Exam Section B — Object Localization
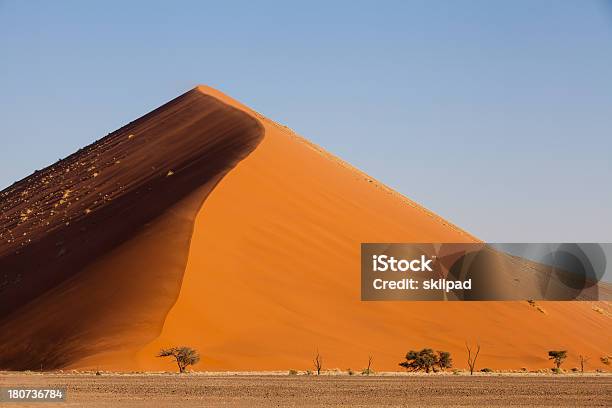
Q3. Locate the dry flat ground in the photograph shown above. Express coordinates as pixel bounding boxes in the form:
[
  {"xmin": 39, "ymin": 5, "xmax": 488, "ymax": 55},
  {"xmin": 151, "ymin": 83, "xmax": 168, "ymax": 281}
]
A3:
[{"xmin": 0, "ymin": 373, "xmax": 610, "ymax": 407}]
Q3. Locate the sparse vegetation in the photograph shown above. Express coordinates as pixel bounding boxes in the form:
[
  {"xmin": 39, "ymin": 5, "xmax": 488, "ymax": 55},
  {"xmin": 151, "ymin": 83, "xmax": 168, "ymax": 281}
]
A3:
[
  {"xmin": 579, "ymin": 355, "xmax": 589, "ymax": 373},
  {"xmin": 547, "ymin": 350, "xmax": 567, "ymax": 369},
  {"xmin": 437, "ymin": 351, "xmax": 452, "ymax": 370},
  {"xmin": 600, "ymin": 356, "xmax": 610, "ymax": 366},
  {"xmin": 313, "ymin": 350, "xmax": 323, "ymax": 375},
  {"xmin": 157, "ymin": 346, "xmax": 200, "ymax": 373},
  {"xmin": 551, "ymin": 367, "xmax": 562, "ymax": 374},
  {"xmin": 527, "ymin": 300, "xmax": 545, "ymax": 313},
  {"xmin": 347, "ymin": 368, "xmax": 354, "ymax": 376},
  {"xmin": 465, "ymin": 342, "xmax": 481, "ymax": 375},
  {"xmin": 399, "ymin": 349, "xmax": 452, "ymax": 373},
  {"xmin": 480, "ymin": 368, "xmax": 493, "ymax": 373},
  {"xmin": 362, "ymin": 355, "xmax": 374, "ymax": 376}
]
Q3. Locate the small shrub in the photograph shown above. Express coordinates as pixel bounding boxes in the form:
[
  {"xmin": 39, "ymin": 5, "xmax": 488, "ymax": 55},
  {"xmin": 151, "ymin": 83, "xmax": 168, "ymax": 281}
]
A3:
[
  {"xmin": 520, "ymin": 367, "xmax": 528, "ymax": 372},
  {"xmin": 571, "ymin": 367, "xmax": 579, "ymax": 372},
  {"xmin": 452, "ymin": 369, "xmax": 460, "ymax": 375},
  {"xmin": 480, "ymin": 368, "xmax": 493, "ymax": 373},
  {"xmin": 306, "ymin": 370, "xmax": 313, "ymax": 375},
  {"xmin": 361, "ymin": 368, "xmax": 374, "ymax": 376},
  {"xmin": 347, "ymin": 368, "xmax": 354, "ymax": 376},
  {"xmin": 601, "ymin": 356, "xmax": 610, "ymax": 366},
  {"xmin": 551, "ymin": 367, "xmax": 562, "ymax": 374},
  {"xmin": 288, "ymin": 369, "xmax": 298, "ymax": 375}
]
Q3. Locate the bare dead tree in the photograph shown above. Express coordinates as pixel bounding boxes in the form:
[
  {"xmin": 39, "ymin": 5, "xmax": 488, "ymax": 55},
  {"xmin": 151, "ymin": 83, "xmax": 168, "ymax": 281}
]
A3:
[
  {"xmin": 365, "ymin": 355, "xmax": 373, "ymax": 376},
  {"xmin": 466, "ymin": 342, "xmax": 481, "ymax": 375},
  {"xmin": 579, "ymin": 355, "xmax": 590, "ymax": 374},
  {"xmin": 313, "ymin": 350, "xmax": 323, "ymax": 375}
]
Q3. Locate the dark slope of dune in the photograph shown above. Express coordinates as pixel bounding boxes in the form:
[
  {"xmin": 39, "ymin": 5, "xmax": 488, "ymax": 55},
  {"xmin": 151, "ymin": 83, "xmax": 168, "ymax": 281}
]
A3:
[{"xmin": 0, "ymin": 89, "xmax": 263, "ymax": 369}]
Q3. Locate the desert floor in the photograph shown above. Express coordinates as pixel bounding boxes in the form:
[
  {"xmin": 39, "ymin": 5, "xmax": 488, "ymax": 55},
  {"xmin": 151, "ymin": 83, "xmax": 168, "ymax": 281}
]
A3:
[{"xmin": 0, "ymin": 372, "xmax": 610, "ymax": 407}]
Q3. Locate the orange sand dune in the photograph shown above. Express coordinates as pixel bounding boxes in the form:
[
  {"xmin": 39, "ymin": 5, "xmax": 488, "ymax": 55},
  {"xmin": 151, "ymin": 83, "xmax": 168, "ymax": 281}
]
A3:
[{"xmin": 1, "ymin": 86, "xmax": 610, "ymax": 372}]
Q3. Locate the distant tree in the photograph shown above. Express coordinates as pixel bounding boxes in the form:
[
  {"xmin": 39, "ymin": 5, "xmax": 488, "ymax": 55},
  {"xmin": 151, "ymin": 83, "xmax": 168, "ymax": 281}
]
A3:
[
  {"xmin": 437, "ymin": 351, "xmax": 453, "ymax": 370},
  {"xmin": 578, "ymin": 355, "xmax": 589, "ymax": 374},
  {"xmin": 157, "ymin": 346, "xmax": 200, "ymax": 373},
  {"xmin": 548, "ymin": 350, "xmax": 567, "ymax": 369},
  {"xmin": 362, "ymin": 355, "xmax": 374, "ymax": 376},
  {"xmin": 465, "ymin": 342, "xmax": 481, "ymax": 376},
  {"xmin": 313, "ymin": 350, "xmax": 323, "ymax": 375},
  {"xmin": 399, "ymin": 349, "xmax": 438, "ymax": 373}
]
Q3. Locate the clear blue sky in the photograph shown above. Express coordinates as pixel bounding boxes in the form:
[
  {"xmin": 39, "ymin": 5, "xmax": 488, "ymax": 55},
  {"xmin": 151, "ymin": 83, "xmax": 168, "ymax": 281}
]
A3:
[{"xmin": 1, "ymin": 0, "xmax": 611, "ymax": 242}]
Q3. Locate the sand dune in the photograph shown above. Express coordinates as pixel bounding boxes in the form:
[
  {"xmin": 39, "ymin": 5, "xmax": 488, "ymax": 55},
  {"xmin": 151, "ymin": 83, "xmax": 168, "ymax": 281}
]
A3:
[{"xmin": 0, "ymin": 86, "xmax": 610, "ymax": 372}]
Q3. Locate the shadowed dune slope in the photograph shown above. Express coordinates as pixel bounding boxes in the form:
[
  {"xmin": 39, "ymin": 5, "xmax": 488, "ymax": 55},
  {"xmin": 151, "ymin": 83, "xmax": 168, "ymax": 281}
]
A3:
[
  {"xmin": 0, "ymin": 89, "xmax": 263, "ymax": 369},
  {"xmin": 1, "ymin": 86, "xmax": 610, "ymax": 372}
]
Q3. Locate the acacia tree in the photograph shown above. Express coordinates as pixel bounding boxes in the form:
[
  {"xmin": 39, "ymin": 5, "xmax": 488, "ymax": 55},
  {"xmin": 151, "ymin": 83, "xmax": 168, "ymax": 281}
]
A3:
[
  {"xmin": 548, "ymin": 350, "xmax": 567, "ymax": 369},
  {"xmin": 313, "ymin": 350, "xmax": 323, "ymax": 375},
  {"xmin": 465, "ymin": 342, "xmax": 480, "ymax": 375},
  {"xmin": 157, "ymin": 346, "xmax": 200, "ymax": 373},
  {"xmin": 399, "ymin": 349, "xmax": 452, "ymax": 373},
  {"xmin": 436, "ymin": 351, "xmax": 452, "ymax": 370}
]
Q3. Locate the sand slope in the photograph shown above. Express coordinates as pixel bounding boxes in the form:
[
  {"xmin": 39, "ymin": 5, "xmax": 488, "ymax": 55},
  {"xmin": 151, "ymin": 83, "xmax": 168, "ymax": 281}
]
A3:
[
  {"xmin": 137, "ymin": 87, "xmax": 611, "ymax": 372},
  {"xmin": 1, "ymin": 86, "xmax": 610, "ymax": 372}
]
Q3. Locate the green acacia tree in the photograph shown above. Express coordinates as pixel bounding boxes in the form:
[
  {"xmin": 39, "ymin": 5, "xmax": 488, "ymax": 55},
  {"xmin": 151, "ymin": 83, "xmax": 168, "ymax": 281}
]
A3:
[
  {"xmin": 157, "ymin": 346, "xmax": 200, "ymax": 373},
  {"xmin": 399, "ymin": 349, "xmax": 452, "ymax": 373},
  {"xmin": 548, "ymin": 350, "xmax": 567, "ymax": 369},
  {"xmin": 437, "ymin": 351, "xmax": 452, "ymax": 370}
]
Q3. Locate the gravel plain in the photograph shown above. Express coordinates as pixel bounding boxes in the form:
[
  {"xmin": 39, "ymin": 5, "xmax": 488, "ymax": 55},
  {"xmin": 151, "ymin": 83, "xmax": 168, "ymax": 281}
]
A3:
[{"xmin": 0, "ymin": 372, "xmax": 610, "ymax": 407}]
